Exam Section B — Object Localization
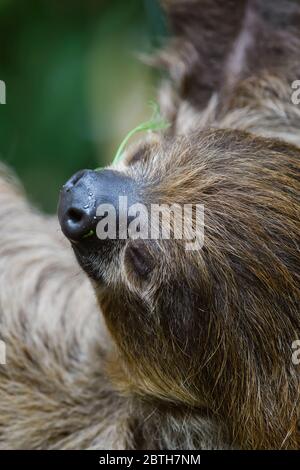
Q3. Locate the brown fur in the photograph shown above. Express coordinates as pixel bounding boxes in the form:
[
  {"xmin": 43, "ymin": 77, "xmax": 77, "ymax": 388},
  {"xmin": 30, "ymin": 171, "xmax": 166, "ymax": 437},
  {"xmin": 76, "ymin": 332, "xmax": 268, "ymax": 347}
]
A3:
[{"xmin": 0, "ymin": 0, "xmax": 300, "ymax": 449}]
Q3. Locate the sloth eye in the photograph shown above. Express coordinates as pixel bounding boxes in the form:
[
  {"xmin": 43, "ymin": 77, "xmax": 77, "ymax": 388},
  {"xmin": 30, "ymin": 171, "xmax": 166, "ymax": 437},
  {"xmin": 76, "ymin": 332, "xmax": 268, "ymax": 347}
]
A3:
[
  {"xmin": 126, "ymin": 148, "xmax": 146, "ymax": 165},
  {"xmin": 124, "ymin": 240, "xmax": 154, "ymax": 281},
  {"xmin": 125, "ymin": 144, "xmax": 152, "ymax": 166}
]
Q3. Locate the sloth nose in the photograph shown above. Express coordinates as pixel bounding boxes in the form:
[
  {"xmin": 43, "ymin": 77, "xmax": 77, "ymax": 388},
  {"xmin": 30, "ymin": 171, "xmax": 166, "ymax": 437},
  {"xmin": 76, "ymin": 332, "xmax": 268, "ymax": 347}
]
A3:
[{"xmin": 58, "ymin": 169, "xmax": 137, "ymax": 242}]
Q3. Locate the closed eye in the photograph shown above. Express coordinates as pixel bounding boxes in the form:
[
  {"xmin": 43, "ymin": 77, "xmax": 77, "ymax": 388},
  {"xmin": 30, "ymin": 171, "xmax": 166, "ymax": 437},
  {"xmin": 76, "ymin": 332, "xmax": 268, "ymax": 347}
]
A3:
[
  {"xmin": 125, "ymin": 144, "xmax": 151, "ymax": 166},
  {"xmin": 124, "ymin": 240, "xmax": 155, "ymax": 285}
]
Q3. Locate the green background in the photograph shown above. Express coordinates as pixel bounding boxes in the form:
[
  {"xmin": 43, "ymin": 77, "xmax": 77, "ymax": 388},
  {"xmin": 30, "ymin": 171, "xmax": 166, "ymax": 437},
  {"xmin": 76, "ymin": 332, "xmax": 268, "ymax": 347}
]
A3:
[{"xmin": 0, "ymin": 0, "xmax": 166, "ymax": 212}]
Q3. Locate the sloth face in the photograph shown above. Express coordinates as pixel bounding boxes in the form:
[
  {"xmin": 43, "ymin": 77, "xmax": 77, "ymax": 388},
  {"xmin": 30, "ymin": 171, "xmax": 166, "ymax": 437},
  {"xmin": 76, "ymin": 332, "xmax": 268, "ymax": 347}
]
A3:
[{"xmin": 58, "ymin": 129, "xmax": 300, "ymax": 407}]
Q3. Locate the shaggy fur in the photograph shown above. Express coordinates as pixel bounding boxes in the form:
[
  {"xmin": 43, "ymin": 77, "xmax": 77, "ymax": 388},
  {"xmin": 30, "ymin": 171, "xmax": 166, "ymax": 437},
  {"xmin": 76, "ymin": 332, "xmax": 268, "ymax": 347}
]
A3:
[{"xmin": 0, "ymin": 0, "xmax": 300, "ymax": 449}]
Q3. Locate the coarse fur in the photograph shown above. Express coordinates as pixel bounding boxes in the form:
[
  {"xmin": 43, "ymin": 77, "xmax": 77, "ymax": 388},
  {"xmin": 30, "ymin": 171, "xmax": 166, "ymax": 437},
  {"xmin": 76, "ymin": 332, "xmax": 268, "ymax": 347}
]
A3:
[{"xmin": 0, "ymin": 0, "xmax": 300, "ymax": 449}]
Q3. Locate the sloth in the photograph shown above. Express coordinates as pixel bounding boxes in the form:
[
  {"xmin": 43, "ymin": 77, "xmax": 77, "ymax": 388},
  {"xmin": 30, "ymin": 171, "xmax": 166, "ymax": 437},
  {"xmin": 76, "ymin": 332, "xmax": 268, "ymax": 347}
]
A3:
[{"xmin": 0, "ymin": 0, "xmax": 300, "ymax": 450}]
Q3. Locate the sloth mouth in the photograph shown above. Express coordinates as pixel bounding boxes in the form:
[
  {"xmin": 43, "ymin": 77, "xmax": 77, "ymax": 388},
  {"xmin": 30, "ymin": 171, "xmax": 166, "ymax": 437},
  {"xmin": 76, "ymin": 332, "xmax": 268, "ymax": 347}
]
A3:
[
  {"xmin": 71, "ymin": 242, "xmax": 103, "ymax": 282},
  {"xmin": 71, "ymin": 238, "xmax": 123, "ymax": 284}
]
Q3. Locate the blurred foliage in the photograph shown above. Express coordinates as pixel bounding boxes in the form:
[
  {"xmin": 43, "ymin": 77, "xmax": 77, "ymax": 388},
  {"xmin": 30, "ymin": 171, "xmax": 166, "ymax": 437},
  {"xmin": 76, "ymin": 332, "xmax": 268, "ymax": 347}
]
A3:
[{"xmin": 0, "ymin": 0, "xmax": 166, "ymax": 212}]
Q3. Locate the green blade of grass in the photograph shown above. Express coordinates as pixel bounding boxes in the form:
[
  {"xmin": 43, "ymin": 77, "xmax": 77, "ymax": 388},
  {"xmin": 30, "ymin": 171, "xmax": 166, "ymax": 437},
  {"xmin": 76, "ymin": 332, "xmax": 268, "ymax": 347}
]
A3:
[
  {"xmin": 95, "ymin": 102, "xmax": 170, "ymax": 171},
  {"xmin": 112, "ymin": 101, "xmax": 170, "ymax": 165}
]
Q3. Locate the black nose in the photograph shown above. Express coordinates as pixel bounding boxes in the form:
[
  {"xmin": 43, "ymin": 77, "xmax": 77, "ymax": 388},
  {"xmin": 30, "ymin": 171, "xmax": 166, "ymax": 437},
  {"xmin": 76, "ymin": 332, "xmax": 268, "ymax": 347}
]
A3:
[{"xmin": 58, "ymin": 169, "xmax": 137, "ymax": 242}]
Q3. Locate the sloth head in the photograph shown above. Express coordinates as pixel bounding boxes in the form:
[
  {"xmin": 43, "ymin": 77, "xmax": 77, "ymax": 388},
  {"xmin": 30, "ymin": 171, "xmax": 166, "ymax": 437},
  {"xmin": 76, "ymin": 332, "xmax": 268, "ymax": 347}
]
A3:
[{"xmin": 58, "ymin": 128, "xmax": 300, "ymax": 445}]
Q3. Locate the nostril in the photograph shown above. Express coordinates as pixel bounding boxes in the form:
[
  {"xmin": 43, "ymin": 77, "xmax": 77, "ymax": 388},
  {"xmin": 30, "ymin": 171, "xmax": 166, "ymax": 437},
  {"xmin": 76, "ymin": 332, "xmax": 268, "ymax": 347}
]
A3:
[
  {"xmin": 61, "ymin": 206, "xmax": 93, "ymax": 241},
  {"xmin": 67, "ymin": 207, "xmax": 85, "ymax": 224}
]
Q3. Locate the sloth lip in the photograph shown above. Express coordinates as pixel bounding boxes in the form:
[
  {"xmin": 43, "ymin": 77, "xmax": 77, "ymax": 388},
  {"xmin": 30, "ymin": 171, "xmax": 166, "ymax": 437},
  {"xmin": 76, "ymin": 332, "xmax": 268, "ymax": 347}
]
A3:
[
  {"xmin": 70, "ymin": 239, "xmax": 122, "ymax": 284},
  {"xmin": 71, "ymin": 240, "xmax": 86, "ymax": 254},
  {"xmin": 71, "ymin": 243, "xmax": 103, "ymax": 282}
]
